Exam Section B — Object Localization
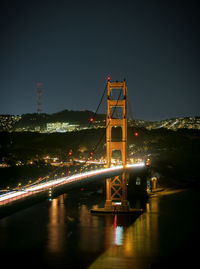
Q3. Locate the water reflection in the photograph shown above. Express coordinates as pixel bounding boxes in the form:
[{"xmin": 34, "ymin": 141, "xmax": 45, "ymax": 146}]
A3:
[
  {"xmin": 46, "ymin": 192, "xmax": 160, "ymax": 268},
  {"xmin": 89, "ymin": 196, "xmax": 159, "ymax": 268},
  {"xmin": 79, "ymin": 204, "xmax": 102, "ymax": 253},
  {"xmin": 0, "ymin": 188, "xmax": 198, "ymax": 268},
  {"xmin": 123, "ymin": 197, "xmax": 159, "ymax": 258},
  {"xmin": 47, "ymin": 195, "xmax": 66, "ymax": 254},
  {"xmin": 113, "ymin": 215, "xmax": 123, "ymax": 246}
]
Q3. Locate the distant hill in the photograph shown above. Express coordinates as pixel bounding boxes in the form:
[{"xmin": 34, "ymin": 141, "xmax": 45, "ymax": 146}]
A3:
[
  {"xmin": 50, "ymin": 109, "xmax": 105, "ymax": 124},
  {"xmin": 0, "ymin": 110, "xmax": 105, "ymax": 131},
  {"xmin": 0, "ymin": 110, "xmax": 106, "ymax": 132},
  {"xmin": 0, "ymin": 110, "xmax": 199, "ymax": 132}
]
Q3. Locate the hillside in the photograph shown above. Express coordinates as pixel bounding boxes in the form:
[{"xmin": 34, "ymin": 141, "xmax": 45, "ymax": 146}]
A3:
[
  {"xmin": 17, "ymin": 110, "xmax": 105, "ymax": 127},
  {"xmin": 0, "ymin": 110, "xmax": 199, "ymax": 132},
  {"xmin": 0, "ymin": 127, "xmax": 200, "ymax": 189},
  {"xmin": 0, "ymin": 110, "xmax": 105, "ymax": 132}
]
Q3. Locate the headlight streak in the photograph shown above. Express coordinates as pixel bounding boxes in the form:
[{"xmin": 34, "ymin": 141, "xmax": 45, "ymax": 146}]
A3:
[{"xmin": 0, "ymin": 162, "xmax": 145, "ymax": 204}]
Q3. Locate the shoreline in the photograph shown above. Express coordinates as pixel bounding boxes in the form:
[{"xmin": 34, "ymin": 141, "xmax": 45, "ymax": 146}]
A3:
[{"xmin": 149, "ymin": 187, "xmax": 188, "ymax": 197}]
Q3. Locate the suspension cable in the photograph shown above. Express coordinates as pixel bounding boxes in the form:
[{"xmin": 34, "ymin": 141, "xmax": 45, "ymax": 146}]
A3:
[
  {"xmin": 126, "ymin": 87, "xmax": 134, "ymax": 123},
  {"xmin": 90, "ymin": 87, "xmax": 123, "ymax": 156},
  {"xmin": 0, "ymin": 83, "xmax": 108, "ymax": 193},
  {"xmin": 1, "ymin": 82, "xmax": 124, "ymax": 193}
]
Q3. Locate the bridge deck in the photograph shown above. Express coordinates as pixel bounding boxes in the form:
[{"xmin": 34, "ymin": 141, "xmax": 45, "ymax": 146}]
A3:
[{"xmin": 0, "ymin": 163, "xmax": 145, "ymax": 206}]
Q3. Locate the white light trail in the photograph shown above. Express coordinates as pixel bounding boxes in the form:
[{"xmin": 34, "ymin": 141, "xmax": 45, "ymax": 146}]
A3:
[{"xmin": 0, "ymin": 162, "xmax": 145, "ymax": 204}]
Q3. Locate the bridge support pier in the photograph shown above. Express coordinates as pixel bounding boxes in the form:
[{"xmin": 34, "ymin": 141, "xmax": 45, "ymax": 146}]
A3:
[{"xmin": 104, "ymin": 172, "xmax": 129, "ymax": 211}]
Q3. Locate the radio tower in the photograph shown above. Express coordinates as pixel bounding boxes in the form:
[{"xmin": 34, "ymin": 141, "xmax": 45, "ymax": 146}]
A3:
[{"xmin": 36, "ymin": 82, "xmax": 43, "ymax": 114}]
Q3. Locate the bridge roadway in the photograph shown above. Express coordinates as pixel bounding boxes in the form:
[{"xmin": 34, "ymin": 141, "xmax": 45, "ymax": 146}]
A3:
[{"xmin": 0, "ymin": 163, "xmax": 145, "ymax": 206}]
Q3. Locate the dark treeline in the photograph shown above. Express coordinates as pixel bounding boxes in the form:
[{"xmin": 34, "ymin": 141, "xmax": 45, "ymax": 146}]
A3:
[
  {"xmin": 0, "ymin": 128, "xmax": 106, "ymax": 161},
  {"xmin": 1, "ymin": 127, "xmax": 200, "ymax": 163}
]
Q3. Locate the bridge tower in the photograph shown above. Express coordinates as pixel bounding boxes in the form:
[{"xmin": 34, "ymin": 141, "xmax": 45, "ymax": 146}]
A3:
[{"xmin": 105, "ymin": 79, "xmax": 129, "ymax": 211}]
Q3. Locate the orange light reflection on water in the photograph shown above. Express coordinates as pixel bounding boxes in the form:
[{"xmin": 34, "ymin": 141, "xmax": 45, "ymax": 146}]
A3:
[
  {"xmin": 89, "ymin": 197, "xmax": 159, "ymax": 269},
  {"xmin": 47, "ymin": 195, "xmax": 66, "ymax": 254}
]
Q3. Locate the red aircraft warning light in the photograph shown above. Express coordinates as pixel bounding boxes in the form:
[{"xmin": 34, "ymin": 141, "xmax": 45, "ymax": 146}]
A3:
[
  {"xmin": 89, "ymin": 117, "xmax": 94, "ymax": 123},
  {"xmin": 107, "ymin": 75, "xmax": 111, "ymax": 81}
]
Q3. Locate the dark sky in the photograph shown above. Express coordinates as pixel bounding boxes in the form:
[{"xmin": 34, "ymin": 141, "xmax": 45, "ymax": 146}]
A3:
[{"xmin": 0, "ymin": 0, "xmax": 199, "ymax": 120}]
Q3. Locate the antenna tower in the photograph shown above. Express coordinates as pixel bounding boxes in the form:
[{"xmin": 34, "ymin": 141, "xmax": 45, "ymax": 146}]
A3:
[{"xmin": 36, "ymin": 82, "xmax": 43, "ymax": 114}]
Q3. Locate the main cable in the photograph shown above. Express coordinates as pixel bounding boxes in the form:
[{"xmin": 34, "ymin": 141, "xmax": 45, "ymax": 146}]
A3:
[
  {"xmin": 1, "ymin": 82, "xmax": 123, "ymax": 194},
  {"xmin": 0, "ymin": 82, "xmax": 108, "ymax": 193}
]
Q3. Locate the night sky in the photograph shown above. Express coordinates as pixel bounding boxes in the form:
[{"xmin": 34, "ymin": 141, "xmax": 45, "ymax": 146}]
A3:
[{"xmin": 0, "ymin": 0, "xmax": 199, "ymax": 120}]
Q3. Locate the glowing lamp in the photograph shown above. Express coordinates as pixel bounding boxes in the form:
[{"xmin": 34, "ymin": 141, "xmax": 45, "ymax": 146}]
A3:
[
  {"xmin": 134, "ymin": 132, "xmax": 139, "ymax": 137},
  {"xmin": 107, "ymin": 75, "xmax": 111, "ymax": 81},
  {"xmin": 89, "ymin": 117, "xmax": 94, "ymax": 123}
]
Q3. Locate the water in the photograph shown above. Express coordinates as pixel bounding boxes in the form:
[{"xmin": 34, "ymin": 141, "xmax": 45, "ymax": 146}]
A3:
[{"xmin": 0, "ymin": 188, "xmax": 200, "ymax": 269}]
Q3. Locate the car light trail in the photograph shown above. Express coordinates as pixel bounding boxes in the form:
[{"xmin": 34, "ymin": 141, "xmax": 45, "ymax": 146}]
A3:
[{"xmin": 0, "ymin": 162, "xmax": 145, "ymax": 204}]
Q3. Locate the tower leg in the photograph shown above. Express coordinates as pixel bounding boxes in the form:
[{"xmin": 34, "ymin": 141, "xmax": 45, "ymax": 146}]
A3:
[
  {"xmin": 105, "ymin": 178, "xmax": 113, "ymax": 210},
  {"xmin": 121, "ymin": 172, "xmax": 129, "ymax": 211}
]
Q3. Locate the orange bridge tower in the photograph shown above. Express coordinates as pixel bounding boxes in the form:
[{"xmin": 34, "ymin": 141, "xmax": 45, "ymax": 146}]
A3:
[{"xmin": 104, "ymin": 79, "xmax": 129, "ymax": 211}]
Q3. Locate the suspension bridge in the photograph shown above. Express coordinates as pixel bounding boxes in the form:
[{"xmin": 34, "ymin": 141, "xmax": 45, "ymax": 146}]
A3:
[{"xmin": 0, "ymin": 78, "xmax": 148, "ymax": 212}]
